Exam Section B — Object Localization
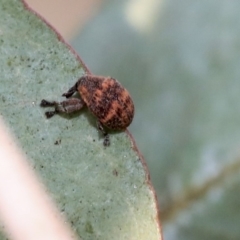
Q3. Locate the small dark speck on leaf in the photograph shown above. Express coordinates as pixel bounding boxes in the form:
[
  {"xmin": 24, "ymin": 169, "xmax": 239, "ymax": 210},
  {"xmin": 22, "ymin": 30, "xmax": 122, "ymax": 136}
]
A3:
[
  {"xmin": 113, "ymin": 169, "xmax": 118, "ymax": 176},
  {"xmin": 54, "ymin": 139, "xmax": 61, "ymax": 145}
]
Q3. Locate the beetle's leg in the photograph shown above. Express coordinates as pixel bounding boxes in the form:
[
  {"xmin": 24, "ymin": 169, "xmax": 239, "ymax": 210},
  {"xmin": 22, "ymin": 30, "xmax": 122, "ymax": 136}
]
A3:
[
  {"xmin": 62, "ymin": 85, "xmax": 77, "ymax": 98},
  {"xmin": 40, "ymin": 98, "xmax": 85, "ymax": 118},
  {"xmin": 97, "ymin": 120, "xmax": 110, "ymax": 147},
  {"xmin": 62, "ymin": 79, "xmax": 81, "ymax": 98},
  {"xmin": 40, "ymin": 99, "xmax": 56, "ymax": 107},
  {"xmin": 40, "ymin": 99, "xmax": 57, "ymax": 118}
]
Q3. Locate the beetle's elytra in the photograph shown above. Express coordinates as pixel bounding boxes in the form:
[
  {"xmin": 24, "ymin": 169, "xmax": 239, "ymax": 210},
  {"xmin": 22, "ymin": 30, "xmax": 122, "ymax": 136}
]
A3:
[{"xmin": 40, "ymin": 74, "xmax": 134, "ymax": 146}]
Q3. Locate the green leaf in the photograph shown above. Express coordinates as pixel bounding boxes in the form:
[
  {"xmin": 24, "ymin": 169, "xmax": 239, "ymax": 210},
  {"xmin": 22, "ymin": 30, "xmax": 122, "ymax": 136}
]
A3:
[
  {"xmin": 0, "ymin": 0, "xmax": 161, "ymax": 239},
  {"xmin": 71, "ymin": 0, "xmax": 240, "ymax": 239}
]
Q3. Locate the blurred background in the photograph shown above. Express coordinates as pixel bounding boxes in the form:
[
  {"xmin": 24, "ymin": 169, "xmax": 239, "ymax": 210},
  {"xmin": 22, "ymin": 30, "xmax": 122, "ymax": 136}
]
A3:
[{"xmin": 25, "ymin": 0, "xmax": 240, "ymax": 239}]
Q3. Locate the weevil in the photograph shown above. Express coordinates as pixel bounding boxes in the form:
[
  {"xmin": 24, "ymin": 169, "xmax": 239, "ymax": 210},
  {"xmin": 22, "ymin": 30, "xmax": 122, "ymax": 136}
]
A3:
[{"xmin": 40, "ymin": 74, "xmax": 134, "ymax": 146}]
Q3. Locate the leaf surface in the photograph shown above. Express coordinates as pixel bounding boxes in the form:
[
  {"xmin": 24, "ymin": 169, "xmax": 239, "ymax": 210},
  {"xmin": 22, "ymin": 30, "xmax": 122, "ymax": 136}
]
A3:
[{"xmin": 0, "ymin": 0, "xmax": 161, "ymax": 239}]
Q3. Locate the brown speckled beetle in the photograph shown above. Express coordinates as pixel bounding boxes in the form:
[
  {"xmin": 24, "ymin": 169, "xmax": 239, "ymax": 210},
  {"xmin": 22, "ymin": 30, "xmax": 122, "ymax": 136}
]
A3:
[{"xmin": 40, "ymin": 74, "xmax": 134, "ymax": 146}]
